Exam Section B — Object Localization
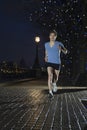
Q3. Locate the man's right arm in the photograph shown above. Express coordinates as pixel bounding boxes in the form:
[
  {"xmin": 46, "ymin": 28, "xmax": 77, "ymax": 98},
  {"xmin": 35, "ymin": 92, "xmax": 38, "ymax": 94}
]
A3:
[
  {"xmin": 44, "ymin": 44, "xmax": 48, "ymax": 62},
  {"xmin": 45, "ymin": 50, "xmax": 48, "ymax": 62}
]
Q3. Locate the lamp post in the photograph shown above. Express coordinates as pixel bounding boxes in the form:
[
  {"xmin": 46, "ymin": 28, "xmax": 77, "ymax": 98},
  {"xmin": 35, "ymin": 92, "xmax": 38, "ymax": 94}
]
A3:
[
  {"xmin": 33, "ymin": 36, "xmax": 41, "ymax": 77},
  {"xmin": 35, "ymin": 37, "xmax": 40, "ymax": 67}
]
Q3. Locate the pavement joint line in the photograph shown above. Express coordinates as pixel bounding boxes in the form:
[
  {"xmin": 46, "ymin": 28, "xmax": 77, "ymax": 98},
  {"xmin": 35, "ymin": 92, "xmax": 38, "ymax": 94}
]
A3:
[
  {"xmin": 65, "ymin": 93, "xmax": 72, "ymax": 130},
  {"xmin": 69, "ymin": 94, "xmax": 82, "ymax": 130}
]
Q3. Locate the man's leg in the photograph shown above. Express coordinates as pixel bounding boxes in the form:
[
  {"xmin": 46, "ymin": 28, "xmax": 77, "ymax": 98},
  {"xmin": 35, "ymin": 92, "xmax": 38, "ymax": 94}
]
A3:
[
  {"xmin": 47, "ymin": 67, "xmax": 54, "ymax": 96},
  {"xmin": 52, "ymin": 69, "xmax": 60, "ymax": 92},
  {"xmin": 54, "ymin": 69, "xmax": 60, "ymax": 83}
]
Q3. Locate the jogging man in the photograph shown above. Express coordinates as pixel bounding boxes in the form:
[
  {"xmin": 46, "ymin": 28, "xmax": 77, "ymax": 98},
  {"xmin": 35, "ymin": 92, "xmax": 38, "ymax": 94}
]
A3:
[{"xmin": 45, "ymin": 30, "xmax": 68, "ymax": 98}]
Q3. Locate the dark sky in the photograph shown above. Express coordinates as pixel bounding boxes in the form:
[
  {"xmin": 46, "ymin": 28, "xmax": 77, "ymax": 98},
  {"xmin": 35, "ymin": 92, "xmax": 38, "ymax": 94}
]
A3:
[{"xmin": 0, "ymin": 0, "xmax": 45, "ymax": 67}]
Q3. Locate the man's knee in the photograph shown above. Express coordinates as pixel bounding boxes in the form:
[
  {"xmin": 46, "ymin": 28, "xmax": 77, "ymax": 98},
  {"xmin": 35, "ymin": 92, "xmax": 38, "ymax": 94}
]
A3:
[
  {"xmin": 48, "ymin": 73, "xmax": 53, "ymax": 80},
  {"xmin": 54, "ymin": 71, "xmax": 60, "ymax": 81},
  {"xmin": 55, "ymin": 70, "xmax": 60, "ymax": 76}
]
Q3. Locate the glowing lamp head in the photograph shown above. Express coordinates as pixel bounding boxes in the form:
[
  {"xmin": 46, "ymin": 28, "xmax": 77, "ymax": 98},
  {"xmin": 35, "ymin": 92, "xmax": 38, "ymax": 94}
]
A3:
[{"xmin": 35, "ymin": 36, "xmax": 40, "ymax": 43}]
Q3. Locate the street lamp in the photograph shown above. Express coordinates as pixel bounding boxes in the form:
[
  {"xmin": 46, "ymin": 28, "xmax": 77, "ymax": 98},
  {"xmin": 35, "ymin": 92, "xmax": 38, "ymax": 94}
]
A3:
[
  {"xmin": 35, "ymin": 36, "xmax": 40, "ymax": 43},
  {"xmin": 33, "ymin": 36, "xmax": 41, "ymax": 77},
  {"xmin": 33, "ymin": 36, "xmax": 40, "ymax": 69}
]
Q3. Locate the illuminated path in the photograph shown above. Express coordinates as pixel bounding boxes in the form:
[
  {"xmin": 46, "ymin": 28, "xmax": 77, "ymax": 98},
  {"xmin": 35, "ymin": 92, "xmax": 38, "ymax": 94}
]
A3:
[{"xmin": 0, "ymin": 79, "xmax": 87, "ymax": 130}]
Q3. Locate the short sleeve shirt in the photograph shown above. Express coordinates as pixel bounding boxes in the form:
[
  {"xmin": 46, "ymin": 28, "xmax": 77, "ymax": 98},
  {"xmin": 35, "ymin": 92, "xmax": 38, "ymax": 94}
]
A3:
[{"xmin": 45, "ymin": 41, "xmax": 64, "ymax": 64}]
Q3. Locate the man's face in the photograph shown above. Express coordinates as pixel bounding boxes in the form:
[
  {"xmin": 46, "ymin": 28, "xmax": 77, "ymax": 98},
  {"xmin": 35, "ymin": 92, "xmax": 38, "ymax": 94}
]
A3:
[{"xmin": 49, "ymin": 33, "xmax": 57, "ymax": 41}]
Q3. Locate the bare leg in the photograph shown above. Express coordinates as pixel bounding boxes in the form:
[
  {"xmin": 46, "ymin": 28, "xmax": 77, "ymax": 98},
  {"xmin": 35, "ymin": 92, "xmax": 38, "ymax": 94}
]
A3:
[
  {"xmin": 47, "ymin": 67, "xmax": 53, "ymax": 92},
  {"xmin": 54, "ymin": 69, "xmax": 60, "ymax": 84}
]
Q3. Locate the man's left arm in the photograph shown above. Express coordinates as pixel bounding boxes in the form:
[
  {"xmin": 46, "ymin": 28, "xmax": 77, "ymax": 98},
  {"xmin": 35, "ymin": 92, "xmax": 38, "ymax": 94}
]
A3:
[
  {"xmin": 61, "ymin": 46, "xmax": 68, "ymax": 54},
  {"xmin": 59, "ymin": 42, "xmax": 68, "ymax": 54}
]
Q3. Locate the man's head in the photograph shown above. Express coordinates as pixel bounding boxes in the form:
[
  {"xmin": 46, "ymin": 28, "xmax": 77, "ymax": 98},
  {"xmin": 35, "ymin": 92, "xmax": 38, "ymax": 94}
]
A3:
[{"xmin": 49, "ymin": 30, "xmax": 57, "ymax": 41}]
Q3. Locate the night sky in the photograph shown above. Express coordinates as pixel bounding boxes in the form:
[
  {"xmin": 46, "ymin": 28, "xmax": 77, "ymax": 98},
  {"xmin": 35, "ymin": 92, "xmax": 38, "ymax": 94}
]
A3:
[
  {"xmin": 0, "ymin": 0, "xmax": 87, "ymax": 71},
  {"xmin": 0, "ymin": 0, "xmax": 45, "ymax": 67}
]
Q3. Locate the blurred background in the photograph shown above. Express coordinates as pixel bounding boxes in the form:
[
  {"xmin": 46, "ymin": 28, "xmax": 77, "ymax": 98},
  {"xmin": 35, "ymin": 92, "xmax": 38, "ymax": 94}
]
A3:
[{"xmin": 0, "ymin": 0, "xmax": 87, "ymax": 86}]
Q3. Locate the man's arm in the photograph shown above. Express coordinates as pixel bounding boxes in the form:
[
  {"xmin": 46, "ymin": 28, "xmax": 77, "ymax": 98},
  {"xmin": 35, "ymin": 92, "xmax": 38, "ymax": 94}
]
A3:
[
  {"xmin": 58, "ymin": 42, "xmax": 68, "ymax": 54},
  {"xmin": 45, "ymin": 50, "xmax": 48, "ymax": 62},
  {"xmin": 61, "ymin": 46, "xmax": 68, "ymax": 54}
]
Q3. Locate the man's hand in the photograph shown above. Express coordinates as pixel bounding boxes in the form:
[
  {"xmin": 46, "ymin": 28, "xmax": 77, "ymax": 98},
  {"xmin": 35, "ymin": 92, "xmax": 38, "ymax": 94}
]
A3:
[
  {"xmin": 58, "ymin": 45, "xmax": 68, "ymax": 54},
  {"xmin": 62, "ymin": 48, "xmax": 68, "ymax": 54},
  {"xmin": 44, "ymin": 57, "xmax": 48, "ymax": 62}
]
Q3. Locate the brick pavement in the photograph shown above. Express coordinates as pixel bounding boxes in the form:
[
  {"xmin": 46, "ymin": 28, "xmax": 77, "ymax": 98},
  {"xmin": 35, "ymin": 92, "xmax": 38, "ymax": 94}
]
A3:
[{"xmin": 0, "ymin": 80, "xmax": 87, "ymax": 130}]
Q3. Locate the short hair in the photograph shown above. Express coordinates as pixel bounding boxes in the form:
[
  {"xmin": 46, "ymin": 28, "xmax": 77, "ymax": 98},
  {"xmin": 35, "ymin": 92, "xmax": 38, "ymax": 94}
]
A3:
[{"xmin": 49, "ymin": 30, "xmax": 57, "ymax": 36}]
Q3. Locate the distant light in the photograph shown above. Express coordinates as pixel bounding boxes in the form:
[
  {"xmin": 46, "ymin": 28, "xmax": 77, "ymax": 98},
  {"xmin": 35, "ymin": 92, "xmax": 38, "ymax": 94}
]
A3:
[{"xmin": 35, "ymin": 36, "xmax": 40, "ymax": 43}]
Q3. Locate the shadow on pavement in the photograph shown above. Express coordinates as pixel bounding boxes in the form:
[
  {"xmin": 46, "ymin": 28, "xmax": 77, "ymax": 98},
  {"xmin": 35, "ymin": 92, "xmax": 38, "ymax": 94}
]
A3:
[{"xmin": 43, "ymin": 89, "xmax": 87, "ymax": 95}]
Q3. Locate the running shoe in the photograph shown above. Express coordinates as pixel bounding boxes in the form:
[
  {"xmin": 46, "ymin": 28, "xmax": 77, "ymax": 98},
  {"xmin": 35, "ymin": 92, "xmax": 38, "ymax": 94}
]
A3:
[{"xmin": 52, "ymin": 83, "xmax": 58, "ymax": 92}]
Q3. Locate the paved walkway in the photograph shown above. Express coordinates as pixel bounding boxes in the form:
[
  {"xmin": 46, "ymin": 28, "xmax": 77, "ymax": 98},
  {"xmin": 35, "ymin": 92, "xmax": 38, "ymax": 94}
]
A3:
[{"xmin": 0, "ymin": 79, "xmax": 87, "ymax": 130}]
